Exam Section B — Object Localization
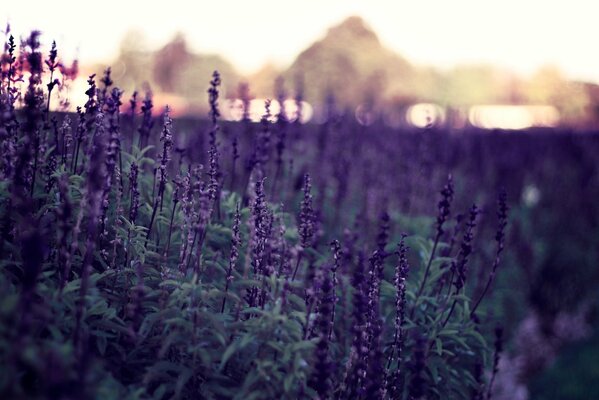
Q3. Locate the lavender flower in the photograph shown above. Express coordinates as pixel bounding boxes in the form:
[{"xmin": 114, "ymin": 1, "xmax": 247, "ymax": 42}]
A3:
[
  {"xmin": 163, "ymin": 174, "xmax": 183, "ymax": 265},
  {"xmin": 74, "ymin": 111, "xmax": 107, "ymax": 349},
  {"xmin": 190, "ymin": 166, "xmax": 212, "ymax": 275},
  {"xmin": 437, "ymin": 174, "xmax": 454, "ymax": 236},
  {"xmin": 100, "ymin": 87, "xmax": 123, "ymax": 237},
  {"xmin": 208, "ymin": 70, "xmax": 221, "ymax": 138},
  {"xmin": 128, "ymin": 162, "xmax": 140, "ymax": 224},
  {"xmin": 343, "ymin": 253, "xmax": 369, "ymax": 398},
  {"xmin": 144, "ymin": 106, "xmax": 175, "ymax": 247},
  {"xmin": 248, "ymin": 176, "xmax": 272, "ymax": 307},
  {"xmin": 440, "ymin": 204, "xmax": 480, "ymax": 328},
  {"xmin": 415, "ymin": 174, "xmax": 455, "ymax": 303},
  {"xmin": 299, "ymin": 173, "xmax": 314, "ymax": 249},
  {"xmin": 386, "ymin": 234, "xmax": 410, "ymax": 396},
  {"xmin": 71, "ymin": 107, "xmax": 85, "ymax": 173},
  {"xmin": 471, "ymin": 189, "xmax": 509, "ymax": 317},
  {"xmin": 376, "ymin": 210, "xmax": 390, "ymax": 254},
  {"xmin": 44, "ymin": 40, "xmax": 60, "ymax": 119},
  {"xmin": 178, "ymin": 166, "xmax": 194, "ymax": 273},
  {"xmin": 208, "ymin": 143, "xmax": 220, "ymax": 205},
  {"xmin": 329, "ymin": 239, "xmax": 342, "ymax": 340},
  {"xmin": 292, "ymin": 173, "xmax": 314, "ymax": 280},
  {"xmin": 157, "ymin": 105, "xmax": 173, "ymax": 211},
  {"xmin": 60, "ymin": 115, "xmax": 72, "ymax": 167},
  {"xmin": 207, "ymin": 71, "xmax": 222, "ymax": 218},
  {"xmin": 138, "ymin": 89, "xmax": 154, "ymax": 149},
  {"xmin": 23, "ymin": 31, "xmax": 44, "ymax": 196},
  {"xmin": 364, "ymin": 305, "xmax": 384, "ymax": 400},
  {"xmin": 109, "ymin": 166, "xmax": 124, "ymax": 269},
  {"xmin": 452, "ymin": 204, "xmax": 480, "ymax": 293},
  {"xmin": 78, "ymin": 74, "xmax": 99, "ymax": 176},
  {"xmin": 221, "ymin": 202, "xmax": 241, "ymax": 313},
  {"xmin": 310, "ymin": 266, "xmax": 334, "ymax": 399},
  {"xmin": 98, "ymin": 67, "xmax": 113, "ymax": 107}
]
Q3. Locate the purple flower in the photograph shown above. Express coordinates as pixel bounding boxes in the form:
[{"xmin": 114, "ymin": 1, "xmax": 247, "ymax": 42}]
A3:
[
  {"xmin": 437, "ymin": 174, "xmax": 454, "ymax": 237},
  {"xmin": 310, "ymin": 266, "xmax": 334, "ymax": 398},
  {"xmin": 157, "ymin": 105, "xmax": 173, "ymax": 211},
  {"xmin": 138, "ymin": 89, "xmax": 154, "ymax": 149},
  {"xmin": 376, "ymin": 210, "xmax": 390, "ymax": 254},
  {"xmin": 471, "ymin": 189, "xmax": 509, "ymax": 317},
  {"xmin": 451, "ymin": 204, "xmax": 479, "ymax": 293},
  {"xmin": 128, "ymin": 162, "xmax": 140, "ymax": 224},
  {"xmin": 386, "ymin": 234, "xmax": 410, "ymax": 396},
  {"xmin": 299, "ymin": 174, "xmax": 314, "ymax": 249},
  {"xmin": 221, "ymin": 202, "xmax": 241, "ymax": 313}
]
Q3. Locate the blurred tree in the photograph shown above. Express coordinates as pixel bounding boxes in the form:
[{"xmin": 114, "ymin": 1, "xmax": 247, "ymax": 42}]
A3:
[
  {"xmin": 153, "ymin": 32, "xmax": 191, "ymax": 93},
  {"xmin": 117, "ymin": 29, "xmax": 153, "ymax": 92},
  {"xmin": 114, "ymin": 32, "xmax": 239, "ymax": 110},
  {"xmin": 525, "ymin": 66, "xmax": 590, "ymax": 127},
  {"xmin": 284, "ymin": 16, "xmax": 416, "ymax": 110}
]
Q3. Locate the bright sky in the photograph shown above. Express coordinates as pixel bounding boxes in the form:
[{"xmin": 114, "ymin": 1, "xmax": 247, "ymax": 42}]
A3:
[{"xmin": 3, "ymin": 0, "xmax": 599, "ymax": 82}]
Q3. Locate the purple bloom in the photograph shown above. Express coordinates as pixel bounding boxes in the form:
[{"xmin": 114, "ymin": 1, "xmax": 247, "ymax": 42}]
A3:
[
  {"xmin": 221, "ymin": 202, "xmax": 241, "ymax": 313},
  {"xmin": 157, "ymin": 105, "xmax": 174, "ymax": 211},
  {"xmin": 299, "ymin": 174, "xmax": 314, "ymax": 249},
  {"xmin": 386, "ymin": 234, "xmax": 410, "ymax": 396},
  {"xmin": 310, "ymin": 266, "xmax": 334, "ymax": 398},
  {"xmin": 451, "ymin": 204, "xmax": 479, "ymax": 293}
]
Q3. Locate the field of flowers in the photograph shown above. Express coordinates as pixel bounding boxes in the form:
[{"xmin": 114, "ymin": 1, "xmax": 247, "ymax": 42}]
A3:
[{"xmin": 1, "ymin": 31, "xmax": 598, "ymax": 400}]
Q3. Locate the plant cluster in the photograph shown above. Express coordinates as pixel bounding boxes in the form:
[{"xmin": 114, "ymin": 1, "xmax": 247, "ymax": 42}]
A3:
[{"xmin": 5, "ymin": 31, "xmax": 577, "ymax": 400}]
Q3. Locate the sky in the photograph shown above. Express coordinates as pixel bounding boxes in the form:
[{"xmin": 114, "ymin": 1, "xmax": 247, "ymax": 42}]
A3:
[{"xmin": 3, "ymin": 0, "xmax": 599, "ymax": 82}]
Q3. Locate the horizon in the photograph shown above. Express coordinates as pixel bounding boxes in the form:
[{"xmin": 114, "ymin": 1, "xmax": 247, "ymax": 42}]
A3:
[{"xmin": 3, "ymin": 0, "xmax": 599, "ymax": 83}]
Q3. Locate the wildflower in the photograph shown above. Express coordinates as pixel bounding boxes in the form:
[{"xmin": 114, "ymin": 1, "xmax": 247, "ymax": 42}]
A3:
[
  {"xmin": 471, "ymin": 189, "xmax": 509, "ymax": 317},
  {"xmin": 376, "ymin": 210, "xmax": 390, "ymax": 254},
  {"xmin": 452, "ymin": 204, "xmax": 479, "ymax": 293},
  {"xmin": 128, "ymin": 162, "xmax": 140, "ymax": 224},
  {"xmin": 221, "ymin": 202, "xmax": 241, "ymax": 313},
  {"xmin": 365, "ymin": 306, "xmax": 384, "ymax": 400},
  {"xmin": 100, "ymin": 87, "xmax": 123, "ymax": 235},
  {"xmin": 345, "ymin": 253, "xmax": 369, "ymax": 398},
  {"xmin": 208, "ymin": 71, "xmax": 221, "ymax": 124},
  {"xmin": 60, "ymin": 115, "xmax": 72, "ymax": 166},
  {"xmin": 138, "ymin": 89, "xmax": 154, "ymax": 149},
  {"xmin": 329, "ymin": 239, "xmax": 342, "ymax": 339},
  {"xmin": 157, "ymin": 105, "xmax": 173, "ymax": 211},
  {"xmin": 437, "ymin": 174, "xmax": 454, "ymax": 237},
  {"xmin": 415, "ymin": 174, "xmax": 455, "ymax": 300},
  {"xmin": 98, "ymin": 67, "xmax": 113, "ymax": 106},
  {"xmin": 44, "ymin": 40, "xmax": 60, "ymax": 118},
  {"xmin": 207, "ymin": 71, "xmax": 222, "ymax": 217},
  {"xmin": 74, "ymin": 111, "xmax": 108, "ymax": 348},
  {"xmin": 292, "ymin": 174, "xmax": 314, "ymax": 280},
  {"xmin": 310, "ymin": 266, "xmax": 334, "ymax": 398},
  {"xmin": 299, "ymin": 174, "xmax": 314, "ymax": 249},
  {"xmin": 386, "ymin": 234, "xmax": 410, "ymax": 396}
]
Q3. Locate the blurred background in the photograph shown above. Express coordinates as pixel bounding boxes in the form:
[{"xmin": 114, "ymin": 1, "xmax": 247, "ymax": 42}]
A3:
[
  {"xmin": 4, "ymin": 0, "xmax": 599, "ymax": 129},
  {"xmin": 3, "ymin": 1, "xmax": 599, "ymax": 399}
]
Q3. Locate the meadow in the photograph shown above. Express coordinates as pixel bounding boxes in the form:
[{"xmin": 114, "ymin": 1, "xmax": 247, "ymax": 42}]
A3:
[{"xmin": 1, "ymin": 31, "xmax": 598, "ymax": 400}]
